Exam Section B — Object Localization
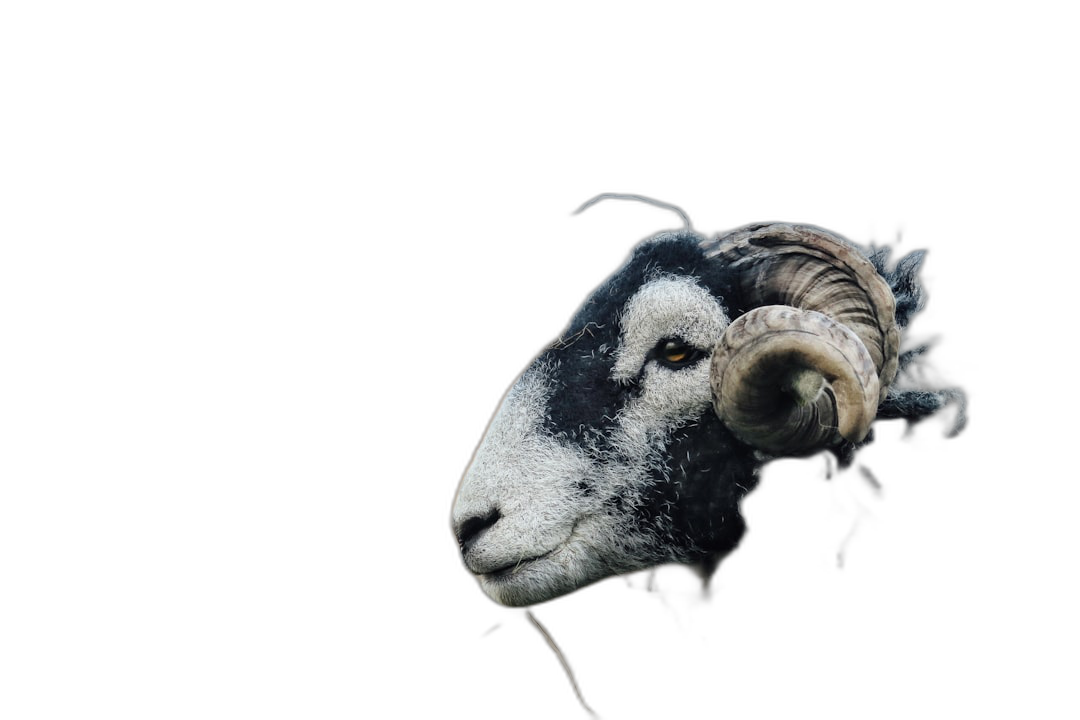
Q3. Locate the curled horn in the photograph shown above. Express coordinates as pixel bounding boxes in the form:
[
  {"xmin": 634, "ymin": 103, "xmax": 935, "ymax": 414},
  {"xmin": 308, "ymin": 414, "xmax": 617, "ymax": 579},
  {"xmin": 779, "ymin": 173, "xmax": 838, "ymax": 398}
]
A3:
[{"xmin": 702, "ymin": 224, "xmax": 900, "ymax": 456}]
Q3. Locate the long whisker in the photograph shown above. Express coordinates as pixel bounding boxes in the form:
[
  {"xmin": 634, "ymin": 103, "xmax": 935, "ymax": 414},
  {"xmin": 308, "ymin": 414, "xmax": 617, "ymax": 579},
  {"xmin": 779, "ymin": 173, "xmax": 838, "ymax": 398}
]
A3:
[
  {"xmin": 526, "ymin": 610, "xmax": 598, "ymax": 717},
  {"xmin": 573, "ymin": 192, "xmax": 692, "ymax": 232}
]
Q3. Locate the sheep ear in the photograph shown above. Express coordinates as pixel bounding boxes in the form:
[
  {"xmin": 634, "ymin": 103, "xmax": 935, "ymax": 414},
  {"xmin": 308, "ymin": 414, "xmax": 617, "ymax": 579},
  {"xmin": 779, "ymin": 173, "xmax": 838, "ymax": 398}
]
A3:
[{"xmin": 701, "ymin": 224, "xmax": 899, "ymax": 456}]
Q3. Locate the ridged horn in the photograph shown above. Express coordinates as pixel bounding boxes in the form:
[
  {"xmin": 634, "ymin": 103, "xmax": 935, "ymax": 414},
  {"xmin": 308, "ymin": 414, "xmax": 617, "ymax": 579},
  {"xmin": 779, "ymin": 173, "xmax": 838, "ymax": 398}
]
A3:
[{"xmin": 702, "ymin": 224, "xmax": 899, "ymax": 456}]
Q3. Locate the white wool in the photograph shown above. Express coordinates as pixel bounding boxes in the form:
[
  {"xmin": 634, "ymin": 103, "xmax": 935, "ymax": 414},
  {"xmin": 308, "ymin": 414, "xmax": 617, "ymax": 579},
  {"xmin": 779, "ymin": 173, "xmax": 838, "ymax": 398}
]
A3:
[
  {"xmin": 611, "ymin": 275, "xmax": 728, "ymax": 382},
  {"xmin": 453, "ymin": 276, "xmax": 732, "ymax": 606},
  {"xmin": 453, "ymin": 366, "xmax": 591, "ymax": 567}
]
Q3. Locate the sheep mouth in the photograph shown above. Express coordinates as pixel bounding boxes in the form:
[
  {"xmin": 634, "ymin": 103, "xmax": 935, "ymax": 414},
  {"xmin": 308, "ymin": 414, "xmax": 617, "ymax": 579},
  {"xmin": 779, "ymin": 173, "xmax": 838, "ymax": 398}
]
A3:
[
  {"xmin": 481, "ymin": 517, "xmax": 586, "ymax": 581},
  {"xmin": 482, "ymin": 550, "xmax": 554, "ymax": 580}
]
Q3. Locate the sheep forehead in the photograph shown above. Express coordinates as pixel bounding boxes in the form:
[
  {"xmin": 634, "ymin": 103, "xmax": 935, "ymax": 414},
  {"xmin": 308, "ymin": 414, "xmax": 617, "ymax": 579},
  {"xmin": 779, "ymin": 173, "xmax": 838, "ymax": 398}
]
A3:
[{"xmin": 611, "ymin": 274, "xmax": 729, "ymax": 382}]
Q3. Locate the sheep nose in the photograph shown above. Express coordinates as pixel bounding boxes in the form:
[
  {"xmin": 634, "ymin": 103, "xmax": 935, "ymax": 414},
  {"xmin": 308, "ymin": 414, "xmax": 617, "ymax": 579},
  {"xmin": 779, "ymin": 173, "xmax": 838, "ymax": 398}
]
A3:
[{"xmin": 455, "ymin": 508, "xmax": 501, "ymax": 554}]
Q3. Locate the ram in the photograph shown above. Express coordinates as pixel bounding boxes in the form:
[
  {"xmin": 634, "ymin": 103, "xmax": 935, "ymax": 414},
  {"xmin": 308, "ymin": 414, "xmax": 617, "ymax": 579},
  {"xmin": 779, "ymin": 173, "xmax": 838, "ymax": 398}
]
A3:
[{"xmin": 451, "ymin": 198, "xmax": 963, "ymax": 607}]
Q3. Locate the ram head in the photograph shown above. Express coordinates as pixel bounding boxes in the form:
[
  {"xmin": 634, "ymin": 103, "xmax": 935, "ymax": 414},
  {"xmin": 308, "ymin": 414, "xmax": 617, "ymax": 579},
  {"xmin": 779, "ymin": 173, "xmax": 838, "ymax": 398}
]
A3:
[{"xmin": 452, "ymin": 216, "xmax": 961, "ymax": 607}]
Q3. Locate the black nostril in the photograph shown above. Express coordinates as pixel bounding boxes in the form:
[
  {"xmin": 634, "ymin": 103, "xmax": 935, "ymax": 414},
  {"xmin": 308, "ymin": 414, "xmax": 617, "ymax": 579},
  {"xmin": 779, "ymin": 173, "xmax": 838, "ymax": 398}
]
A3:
[{"xmin": 456, "ymin": 509, "xmax": 501, "ymax": 553}]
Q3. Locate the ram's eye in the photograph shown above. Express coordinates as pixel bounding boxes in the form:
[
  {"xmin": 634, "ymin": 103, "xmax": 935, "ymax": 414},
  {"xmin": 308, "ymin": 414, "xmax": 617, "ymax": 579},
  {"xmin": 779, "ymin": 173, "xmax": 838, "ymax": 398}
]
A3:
[{"xmin": 654, "ymin": 339, "xmax": 703, "ymax": 369}]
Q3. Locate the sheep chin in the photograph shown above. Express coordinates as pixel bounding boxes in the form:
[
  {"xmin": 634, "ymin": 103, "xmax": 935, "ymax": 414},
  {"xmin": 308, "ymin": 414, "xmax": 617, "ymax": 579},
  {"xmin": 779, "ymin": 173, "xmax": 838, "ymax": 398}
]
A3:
[{"xmin": 476, "ymin": 534, "xmax": 611, "ymax": 607}]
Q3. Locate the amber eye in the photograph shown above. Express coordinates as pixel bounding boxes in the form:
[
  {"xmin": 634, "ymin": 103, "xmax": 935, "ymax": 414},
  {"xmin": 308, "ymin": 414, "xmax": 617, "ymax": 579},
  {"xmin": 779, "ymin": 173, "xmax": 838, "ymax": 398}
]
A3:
[
  {"xmin": 664, "ymin": 343, "xmax": 688, "ymax": 363},
  {"xmin": 654, "ymin": 339, "xmax": 702, "ymax": 369}
]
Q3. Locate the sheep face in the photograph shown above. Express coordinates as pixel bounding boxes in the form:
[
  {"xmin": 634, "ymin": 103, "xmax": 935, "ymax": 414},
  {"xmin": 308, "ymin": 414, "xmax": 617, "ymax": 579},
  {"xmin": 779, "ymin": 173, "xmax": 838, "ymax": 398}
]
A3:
[
  {"xmin": 452, "ymin": 233, "xmax": 759, "ymax": 606},
  {"xmin": 452, "ymin": 222, "xmax": 961, "ymax": 606}
]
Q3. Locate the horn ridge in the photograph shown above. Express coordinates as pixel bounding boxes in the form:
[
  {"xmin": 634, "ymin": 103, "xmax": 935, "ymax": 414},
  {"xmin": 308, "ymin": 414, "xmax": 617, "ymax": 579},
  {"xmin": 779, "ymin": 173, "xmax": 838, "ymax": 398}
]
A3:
[
  {"xmin": 703, "ymin": 223, "xmax": 899, "ymax": 389},
  {"xmin": 711, "ymin": 306, "xmax": 880, "ymax": 455},
  {"xmin": 704, "ymin": 223, "xmax": 899, "ymax": 455}
]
